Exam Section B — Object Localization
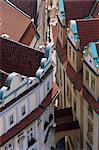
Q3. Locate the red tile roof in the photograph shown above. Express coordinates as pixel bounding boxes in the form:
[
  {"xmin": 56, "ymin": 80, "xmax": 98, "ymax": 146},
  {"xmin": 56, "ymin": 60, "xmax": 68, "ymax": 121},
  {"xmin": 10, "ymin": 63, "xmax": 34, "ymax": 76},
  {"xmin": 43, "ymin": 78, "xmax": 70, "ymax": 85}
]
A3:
[
  {"xmin": 76, "ymin": 18, "xmax": 99, "ymax": 50},
  {"xmin": 83, "ymin": 86, "xmax": 99, "ymax": 114},
  {"xmin": 0, "ymin": 83, "xmax": 59, "ymax": 146},
  {"xmin": 55, "ymin": 107, "xmax": 72, "ymax": 120},
  {"xmin": 0, "ymin": 37, "xmax": 44, "ymax": 79},
  {"xmin": 9, "ymin": 0, "xmax": 37, "ymax": 19},
  {"xmin": 55, "ymin": 108, "xmax": 73, "ymax": 126},
  {"xmin": 0, "ymin": 0, "xmax": 36, "ymax": 43},
  {"xmin": 56, "ymin": 38, "xmax": 67, "ymax": 67},
  {"xmin": 55, "ymin": 120, "xmax": 80, "ymax": 132},
  {"xmin": 64, "ymin": 0, "xmax": 95, "ymax": 25},
  {"xmin": 67, "ymin": 63, "xmax": 83, "ymax": 92}
]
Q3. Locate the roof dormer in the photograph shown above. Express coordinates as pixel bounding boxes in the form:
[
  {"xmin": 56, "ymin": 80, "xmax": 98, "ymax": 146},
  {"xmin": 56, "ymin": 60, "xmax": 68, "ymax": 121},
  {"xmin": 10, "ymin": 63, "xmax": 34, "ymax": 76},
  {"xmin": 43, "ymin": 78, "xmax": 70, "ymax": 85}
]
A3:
[{"xmin": 83, "ymin": 42, "xmax": 99, "ymax": 75}]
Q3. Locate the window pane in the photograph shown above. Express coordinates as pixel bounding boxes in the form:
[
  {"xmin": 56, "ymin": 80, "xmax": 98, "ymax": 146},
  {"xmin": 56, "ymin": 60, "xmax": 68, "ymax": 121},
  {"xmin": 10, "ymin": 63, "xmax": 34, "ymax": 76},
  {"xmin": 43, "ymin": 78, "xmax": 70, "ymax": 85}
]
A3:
[{"xmin": 9, "ymin": 115, "xmax": 13, "ymax": 125}]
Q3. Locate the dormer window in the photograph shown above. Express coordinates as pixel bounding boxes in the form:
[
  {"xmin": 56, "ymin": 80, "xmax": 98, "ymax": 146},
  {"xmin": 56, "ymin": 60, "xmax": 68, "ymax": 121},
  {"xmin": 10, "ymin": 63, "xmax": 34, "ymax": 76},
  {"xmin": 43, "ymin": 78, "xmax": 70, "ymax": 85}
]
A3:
[{"xmin": 90, "ymin": 59, "xmax": 92, "ymax": 63}]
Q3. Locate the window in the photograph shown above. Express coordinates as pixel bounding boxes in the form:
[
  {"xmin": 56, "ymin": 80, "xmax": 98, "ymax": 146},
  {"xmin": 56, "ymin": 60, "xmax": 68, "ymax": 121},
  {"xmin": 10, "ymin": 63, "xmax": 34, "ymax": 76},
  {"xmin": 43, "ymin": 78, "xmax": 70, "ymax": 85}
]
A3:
[
  {"xmin": 74, "ymin": 101, "xmax": 77, "ymax": 113},
  {"xmin": 5, "ymin": 142, "xmax": 14, "ymax": 150},
  {"xmin": 9, "ymin": 115, "xmax": 14, "ymax": 125},
  {"xmin": 27, "ymin": 127, "xmax": 36, "ymax": 148},
  {"xmin": 47, "ymin": 81, "xmax": 50, "ymax": 91},
  {"xmin": 69, "ymin": 46, "xmax": 71, "ymax": 57},
  {"xmin": 21, "ymin": 106, "xmax": 26, "ymax": 116},
  {"xmin": 73, "ymin": 51, "xmax": 75, "ymax": 62},
  {"xmin": 86, "ymin": 70, "xmax": 89, "ymax": 85},
  {"xmin": 91, "ymin": 75, "xmax": 95, "ymax": 91}
]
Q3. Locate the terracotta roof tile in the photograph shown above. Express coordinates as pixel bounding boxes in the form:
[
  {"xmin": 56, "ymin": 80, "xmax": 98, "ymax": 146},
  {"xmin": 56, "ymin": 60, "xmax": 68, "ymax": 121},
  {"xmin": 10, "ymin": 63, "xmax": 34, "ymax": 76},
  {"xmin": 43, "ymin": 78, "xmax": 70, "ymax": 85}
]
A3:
[
  {"xmin": 76, "ymin": 18, "xmax": 99, "ymax": 50},
  {"xmin": 64, "ymin": 0, "xmax": 95, "ymax": 25},
  {"xmin": 0, "ymin": 83, "xmax": 59, "ymax": 146},
  {"xmin": 55, "ymin": 107, "xmax": 72, "ymax": 120},
  {"xmin": 56, "ymin": 38, "xmax": 67, "ymax": 66},
  {"xmin": 0, "ymin": 0, "xmax": 35, "ymax": 42},
  {"xmin": 66, "ymin": 62, "xmax": 83, "ymax": 92},
  {"xmin": 0, "ymin": 37, "xmax": 44, "ymax": 78},
  {"xmin": 55, "ymin": 120, "xmax": 80, "ymax": 132},
  {"xmin": 9, "ymin": 0, "xmax": 37, "ymax": 19}
]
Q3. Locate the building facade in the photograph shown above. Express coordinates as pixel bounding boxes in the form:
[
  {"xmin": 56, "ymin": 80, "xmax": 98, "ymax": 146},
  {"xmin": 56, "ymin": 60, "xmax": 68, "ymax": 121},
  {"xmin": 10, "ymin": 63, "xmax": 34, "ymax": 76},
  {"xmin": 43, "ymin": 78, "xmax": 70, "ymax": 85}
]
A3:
[
  {"xmin": 55, "ymin": 0, "xmax": 99, "ymax": 149},
  {"xmin": 0, "ymin": 37, "xmax": 59, "ymax": 150}
]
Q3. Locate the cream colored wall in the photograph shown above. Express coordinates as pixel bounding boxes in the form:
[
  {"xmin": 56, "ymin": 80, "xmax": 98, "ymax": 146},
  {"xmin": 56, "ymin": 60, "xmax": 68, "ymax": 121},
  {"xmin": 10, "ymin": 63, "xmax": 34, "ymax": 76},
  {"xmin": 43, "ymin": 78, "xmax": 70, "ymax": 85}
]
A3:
[
  {"xmin": 67, "ymin": 39, "xmax": 82, "ymax": 72},
  {"xmin": 0, "ymin": 72, "xmax": 53, "ymax": 136},
  {"xmin": 96, "ymin": 76, "xmax": 99, "ymax": 100},
  {"xmin": 56, "ymin": 54, "xmax": 67, "ymax": 108},
  {"xmin": 83, "ymin": 99, "xmax": 88, "ymax": 149},
  {"xmin": 83, "ymin": 62, "xmax": 99, "ymax": 100},
  {"xmin": 5, "ymin": 108, "xmax": 17, "ymax": 132},
  {"xmin": 93, "ymin": 111, "xmax": 99, "ymax": 150},
  {"xmin": 57, "ymin": 21, "xmax": 66, "ymax": 48},
  {"xmin": 83, "ymin": 98, "xmax": 99, "ymax": 150},
  {"xmin": 0, "ymin": 103, "xmax": 55, "ymax": 150},
  {"xmin": 67, "ymin": 40, "xmax": 77, "ymax": 72},
  {"xmin": 0, "ymin": 116, "xmax": 4, "ymax": 136}
]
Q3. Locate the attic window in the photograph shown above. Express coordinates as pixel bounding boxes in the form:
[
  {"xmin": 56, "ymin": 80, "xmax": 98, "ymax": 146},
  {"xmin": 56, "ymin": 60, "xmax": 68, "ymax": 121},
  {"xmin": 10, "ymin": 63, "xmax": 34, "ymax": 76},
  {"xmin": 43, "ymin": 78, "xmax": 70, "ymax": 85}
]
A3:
[{"xmin": 90, "ymin": 59, "xmax": 92, "ymax": 63}]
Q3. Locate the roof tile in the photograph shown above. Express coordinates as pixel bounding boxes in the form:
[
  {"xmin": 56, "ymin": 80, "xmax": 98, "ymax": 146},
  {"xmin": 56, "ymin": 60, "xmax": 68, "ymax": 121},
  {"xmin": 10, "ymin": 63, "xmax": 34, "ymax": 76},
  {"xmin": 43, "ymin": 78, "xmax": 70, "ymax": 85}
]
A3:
[
  {"xmin": 0, "ymin": 37, "xmax": 44, "ymax": 87},
  {"xmin": 76, "ymin": 18, "xmax": 99, "ymax": 50},
  {"xmin": 0, "ymin": 0, "xmax": 36, "ymax": 42},
  {"xmin": 9, "ymin": 0, "xmax": 37, "ymax": 19},
  {"xmin": 64, "ymin": 0, "xmax": 95, "ymax": 25}
]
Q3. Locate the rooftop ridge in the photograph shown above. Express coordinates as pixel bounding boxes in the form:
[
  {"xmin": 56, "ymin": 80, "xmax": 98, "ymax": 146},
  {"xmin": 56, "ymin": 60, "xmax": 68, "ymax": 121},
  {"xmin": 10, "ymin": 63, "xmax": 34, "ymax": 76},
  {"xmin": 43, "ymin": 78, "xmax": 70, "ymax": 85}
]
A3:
[
  {"xmin": 76, "ymin": 17, "xmax": 99, "ymax": 22},
  {"xmin": 5, "ymin": 0, "xmax": 31, "ymax": 19},
  {"xmin": 0, "ymin": 69, "xmax": 9, "ymax": 75},
  {"xmin": 0, "ymin": 36, "xmax": 43, "ymax": 54}
]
